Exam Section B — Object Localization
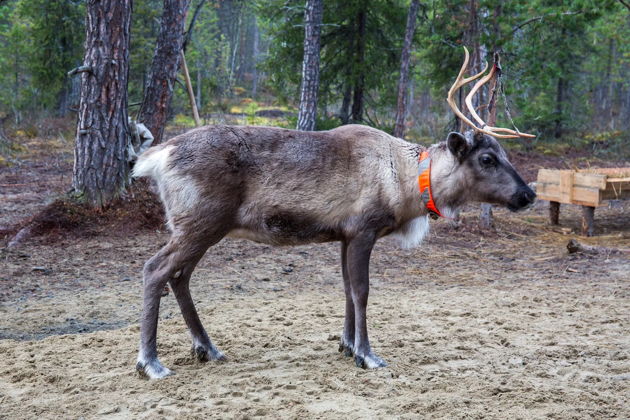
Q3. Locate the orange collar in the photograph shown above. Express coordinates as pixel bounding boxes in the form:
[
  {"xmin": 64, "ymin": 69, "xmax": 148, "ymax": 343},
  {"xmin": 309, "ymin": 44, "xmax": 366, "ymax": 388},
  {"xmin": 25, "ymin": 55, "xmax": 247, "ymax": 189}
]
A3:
[{"xmin": 418, "ymin": 151, "xmax": 443, "ymax": 219}]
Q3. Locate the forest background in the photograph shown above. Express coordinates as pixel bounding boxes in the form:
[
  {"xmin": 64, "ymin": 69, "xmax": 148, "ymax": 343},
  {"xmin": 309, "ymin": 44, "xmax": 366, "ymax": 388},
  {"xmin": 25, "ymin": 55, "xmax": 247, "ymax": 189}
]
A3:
[{"xmin": 0, "ymin": 0, "xmax": 628, "ymax": 159}]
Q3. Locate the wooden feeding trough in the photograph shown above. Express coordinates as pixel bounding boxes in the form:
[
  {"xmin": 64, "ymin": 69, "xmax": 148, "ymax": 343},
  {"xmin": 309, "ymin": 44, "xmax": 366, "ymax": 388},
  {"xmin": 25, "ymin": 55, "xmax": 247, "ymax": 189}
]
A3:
[{"xmin": 536, "ymin": 168, "xmax": 630, "ymax": 236}]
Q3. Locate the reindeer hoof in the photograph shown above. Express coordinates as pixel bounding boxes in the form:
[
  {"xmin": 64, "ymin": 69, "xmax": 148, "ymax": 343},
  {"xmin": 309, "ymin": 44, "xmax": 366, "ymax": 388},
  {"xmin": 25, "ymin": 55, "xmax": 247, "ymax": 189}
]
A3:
[
  {"xmin": 136, "ymin": 359, "xmax": 173, "ymax": 379},
  {"xmin": 338, "ymin": 342, "xmax": 354, "ymax": 357},
  {"xmin": 192, "ymin": 344, "xmax": 227, "ymax": 363},
  {"xmin": 354, "ymin": 353, "xmax": 387, "ymax": 369},
  {"xmin": 338, "ymin": 337, "xmax": 354, "ymax": 357}
]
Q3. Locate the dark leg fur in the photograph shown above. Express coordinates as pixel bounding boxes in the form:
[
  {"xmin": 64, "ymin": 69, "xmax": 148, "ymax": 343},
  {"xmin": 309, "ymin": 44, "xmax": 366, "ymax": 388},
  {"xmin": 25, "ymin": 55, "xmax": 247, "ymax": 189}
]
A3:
[
  {"xmin": 136, "ymin": 226, "xmax": 229, "ymax": 379},
  {"xmin": 170, "ymin": 266, "xmax": 226, "ymax": 363},
  {"xmin": 339, "ymin": 241, "xmax": 355, "ymax": 357},
  {"xmin": 345, "ymin": 232, "xmax": 387, "ymax": 369}
]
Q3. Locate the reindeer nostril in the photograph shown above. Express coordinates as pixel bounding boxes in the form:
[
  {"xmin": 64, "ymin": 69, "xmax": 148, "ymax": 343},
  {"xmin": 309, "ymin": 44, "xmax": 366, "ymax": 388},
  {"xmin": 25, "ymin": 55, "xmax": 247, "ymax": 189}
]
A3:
[
  {"xmin": 516, "ymin": 189, "xmax": 536, "ymax": 208},
  {"xmin": 526, "ymin": 190, "xmax": 536, "ymax": 202}
]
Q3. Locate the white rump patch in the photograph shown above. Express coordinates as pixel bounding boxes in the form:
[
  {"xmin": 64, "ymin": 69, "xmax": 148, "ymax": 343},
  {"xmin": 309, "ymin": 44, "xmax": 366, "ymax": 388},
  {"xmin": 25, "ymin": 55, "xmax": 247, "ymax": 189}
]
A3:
[
  {"xmin": 132, "ymin": 145, "xmax": 175, "ymax": 180},
  {"xmin": 392, "ymin": 216, "xmax": 429, "ymax": 249},
  {"xmin": 131, "ymin": 145, "xmax": 200, "ymax": 231}
]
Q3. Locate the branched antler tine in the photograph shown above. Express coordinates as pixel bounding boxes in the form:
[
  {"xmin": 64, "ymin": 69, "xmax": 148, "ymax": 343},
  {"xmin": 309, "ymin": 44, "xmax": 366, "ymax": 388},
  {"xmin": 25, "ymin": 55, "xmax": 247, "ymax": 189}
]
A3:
[
  {"xmin": 462, "ymin": 57, "xmax": 537, "ymax": 139},
  {"xmin": 447, "ymin": 47, "xmax": 531, "ymax": 139},
  {"xmin": 465, "ymin": 65, "xmax": 522, "ymax": 138},
  {"xmin": 447, "ymin": 47, "xmax": 488, "ymax": 132},
  {"xmin": 465, "ymin": 62, "xmax": 495, "ymax": 127},
  {"xmin": 488, "ymin": 127, "xmax": 536, "ymax": 138}
]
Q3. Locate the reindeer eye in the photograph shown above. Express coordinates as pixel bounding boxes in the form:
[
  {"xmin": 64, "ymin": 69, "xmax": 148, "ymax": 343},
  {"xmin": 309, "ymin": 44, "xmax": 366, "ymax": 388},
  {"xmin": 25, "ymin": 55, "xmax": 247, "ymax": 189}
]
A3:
[{"xmin": 479, "ymin": 154, "xmax": 496, "ymax": 167}]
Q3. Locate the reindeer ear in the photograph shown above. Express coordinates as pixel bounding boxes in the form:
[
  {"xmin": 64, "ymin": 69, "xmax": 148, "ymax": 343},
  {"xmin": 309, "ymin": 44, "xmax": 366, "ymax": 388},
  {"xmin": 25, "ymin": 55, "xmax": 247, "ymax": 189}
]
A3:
[{"xmin": 447, "ymin": 132, "xmax": 470, "ymax": 161}]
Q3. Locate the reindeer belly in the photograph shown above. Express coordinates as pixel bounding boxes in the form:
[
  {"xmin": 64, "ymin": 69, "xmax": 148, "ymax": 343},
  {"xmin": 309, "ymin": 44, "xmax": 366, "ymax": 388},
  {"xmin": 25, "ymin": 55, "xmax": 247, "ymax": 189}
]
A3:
[{"xmin": 229, "ymin": 211, "xmax": 341, "ymax": 246}]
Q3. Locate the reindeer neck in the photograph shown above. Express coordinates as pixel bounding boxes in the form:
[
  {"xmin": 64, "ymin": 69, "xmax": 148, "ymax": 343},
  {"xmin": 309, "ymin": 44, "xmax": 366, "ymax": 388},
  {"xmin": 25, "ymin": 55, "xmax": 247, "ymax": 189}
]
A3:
[{"xmin": 424, "ymin": 142, "xmax": 468, "ymax": 217}]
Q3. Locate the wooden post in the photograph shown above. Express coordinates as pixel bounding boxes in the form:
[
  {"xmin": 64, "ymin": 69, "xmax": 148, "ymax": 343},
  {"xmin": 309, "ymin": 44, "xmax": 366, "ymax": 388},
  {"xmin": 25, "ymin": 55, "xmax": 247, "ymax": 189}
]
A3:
[
  {"xmin": 479, "ymin": 52, "xmax": 500, "ymax": 229},
  {"xmin": 480, "ymin": 203, "xmax": 494, "ymax": 228},
  {"xmin": 549, "ymin": 201, "xmax": 560, "ymax": 225},
  {"xmin": 581, "ymin": 206, "xmax": 595, "ymax": 236},
  {"xmin": 180, "ymin": 50, "xmax": 201, "ymax": 127}
]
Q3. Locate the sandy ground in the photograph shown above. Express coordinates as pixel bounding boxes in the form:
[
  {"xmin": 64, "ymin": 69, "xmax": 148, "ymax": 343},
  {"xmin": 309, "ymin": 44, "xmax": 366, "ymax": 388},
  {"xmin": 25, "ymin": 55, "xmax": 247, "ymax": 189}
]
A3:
[
  {"xmin": 1, "ymin": 135, "xmax": 629, "ymax": 419},
  {"xmin": 1, "ymin": 203, "xmax": 629, "ymax": 419}
]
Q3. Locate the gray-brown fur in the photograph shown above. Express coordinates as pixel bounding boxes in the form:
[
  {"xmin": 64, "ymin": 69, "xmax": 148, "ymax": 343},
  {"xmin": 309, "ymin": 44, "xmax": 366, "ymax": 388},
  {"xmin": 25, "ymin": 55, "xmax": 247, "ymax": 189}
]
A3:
[{"xmin": 133, "ymin": 124, "xmax": 535, "ymax": 378}]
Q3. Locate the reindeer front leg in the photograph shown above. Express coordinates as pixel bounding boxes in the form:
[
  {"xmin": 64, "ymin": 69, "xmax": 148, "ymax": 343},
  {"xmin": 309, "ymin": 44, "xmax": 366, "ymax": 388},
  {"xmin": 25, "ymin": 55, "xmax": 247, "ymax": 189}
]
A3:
[
  {"xmin": 339, "ymin": 241, "xmax": 355, "ymax": 357},
  {"xmin": 346, "ymin": 232, "xmax": 387, "ymax": 369}
]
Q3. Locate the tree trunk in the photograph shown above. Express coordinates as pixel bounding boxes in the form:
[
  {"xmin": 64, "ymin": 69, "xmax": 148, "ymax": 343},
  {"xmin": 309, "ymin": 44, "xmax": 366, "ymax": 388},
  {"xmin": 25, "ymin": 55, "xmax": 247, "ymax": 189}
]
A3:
[
  {"xmin": 251, "ymin": 18, "xmax": 259, "ymax": 97},
  {"xmin": 196, "ymin": 59, "xmax": 202, "ymax": 111},
  {"xmin": 228, "ymin": 7, "xmax": 243, "ymax": 90},
  {"xmin": 138, "ymin": 0, "xmax": 191, "ymax": 144},
  {"xmin": 554, "ymin": 27, "xmax": 567, "ymax": 140},
  {"xmin": 11, "ymin": 44, "xmax": 21, "ymax": 125},
  {"xmin": 73, "ymin": 0, "xmax": 132, "ymax": 207},
  {"xmin": 182, "ymin": 0, "xmax": 207, "ymax": 53},
  {"xmin": 554, "ymin": 76, "xmax": 565, "ymax": 139},
  {"xmin": 393, "ymin": 0, "xmax": 421, "ymax": 138},
  {"xmin": 296, "ymin": 0, "xmax": 323, "ymax": 131},
  {"xmin": 339, "ymin": 85, "xmax": 352, "ymax": 124},
  {"xmin": 351, "ymin": 7, "xmax": 367, "ymax": 123},
  {"xmin": 480, "ymin": 53, "xmax": 500, "ymax": 229},
  {"xmin": 604, "ymin": 38, "xmax": 614, "ymax": 130}
]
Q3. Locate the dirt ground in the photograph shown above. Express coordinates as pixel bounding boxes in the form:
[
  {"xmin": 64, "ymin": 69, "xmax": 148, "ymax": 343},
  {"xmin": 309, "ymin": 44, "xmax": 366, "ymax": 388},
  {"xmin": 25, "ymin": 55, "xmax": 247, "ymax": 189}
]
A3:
[{"xmin": 0, "ymin": 134, "xmax": 629, "ymax": 419}]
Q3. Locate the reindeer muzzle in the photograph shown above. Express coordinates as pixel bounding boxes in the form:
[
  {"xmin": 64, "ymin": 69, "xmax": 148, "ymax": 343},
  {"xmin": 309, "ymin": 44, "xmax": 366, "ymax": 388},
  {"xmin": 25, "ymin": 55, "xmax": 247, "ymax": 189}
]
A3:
[{"xmin": 508, "ymin": 187, "xmax": 536, "ymax": 212}]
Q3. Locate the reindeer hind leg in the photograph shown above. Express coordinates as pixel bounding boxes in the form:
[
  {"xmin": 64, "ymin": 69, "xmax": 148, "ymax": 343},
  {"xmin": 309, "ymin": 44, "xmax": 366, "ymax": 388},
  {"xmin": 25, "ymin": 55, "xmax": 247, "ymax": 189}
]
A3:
[
  {"xmin": 137, "ymin": 212, "xmax": 233, "ymax": 378},
  {"xmin": 168, "ymin": 239, "xmax": 228, "ymax": 363}
]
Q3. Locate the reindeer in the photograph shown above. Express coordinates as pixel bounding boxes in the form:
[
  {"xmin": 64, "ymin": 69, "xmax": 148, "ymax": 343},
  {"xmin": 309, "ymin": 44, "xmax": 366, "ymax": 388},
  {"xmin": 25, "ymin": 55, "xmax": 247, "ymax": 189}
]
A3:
[{"xmin": 132, "ymin": 48, "xmax": 536, "ymax": 379}]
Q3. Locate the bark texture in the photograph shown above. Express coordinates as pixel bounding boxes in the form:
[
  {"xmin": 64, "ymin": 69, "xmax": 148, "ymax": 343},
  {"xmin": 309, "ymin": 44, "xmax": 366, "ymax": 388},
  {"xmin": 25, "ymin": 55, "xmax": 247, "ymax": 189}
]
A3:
[
  {"xmin": 73, "ymin": 0, "xmax": 132, "ymax": 207},
  {"xmin": 296, "ymin": 0, "xmax": 323, "ymax": 131},
  {"xmin": 138, "ymin": 0, "xmax": 191, "ymax": 144},
  {"xmin": 351, "ymin": 7, "xmax": 367, "ymax": 123},
  {"xmin": 393, "ymin": 0, "xmax": 420, "ymax": 139}
]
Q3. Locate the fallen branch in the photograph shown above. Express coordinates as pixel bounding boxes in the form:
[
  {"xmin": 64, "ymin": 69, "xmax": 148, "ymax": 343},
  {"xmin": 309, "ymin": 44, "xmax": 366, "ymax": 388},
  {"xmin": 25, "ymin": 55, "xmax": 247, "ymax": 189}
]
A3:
[{"xmin": 567, "ymin": 239, "xmax": 630, "ymax": 255}]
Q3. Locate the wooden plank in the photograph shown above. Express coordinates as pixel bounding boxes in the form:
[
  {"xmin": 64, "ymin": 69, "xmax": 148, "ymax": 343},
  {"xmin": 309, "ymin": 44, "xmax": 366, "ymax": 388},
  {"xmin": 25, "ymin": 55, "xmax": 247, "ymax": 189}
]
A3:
[
  {"xmin": 559, "ymin": 171, "xmax": 574, "ymax": 203},
  {"xmin": 572, "ymin": 199, "xmax": 605, "ymax": 207},
  {"xmin": 537, "ymin": 182, "xmax": 601, "ymax": 206},
  {"xmin": 602, "ymin": 182, "xmax": 630, "ymax": 200},
  {"xmin": 537, "ymin": 182, "xmax": 561, "ymax": 202},
  {"xmin": 573, "ymin": 173, "xmax": 607, "ymax": 189},
  {"xmin": 536, "ymin": 170, "xmax": 606, "ymax": 190},
  {"xmin": 537, "ymin": 169, "xmax": 570, "ymax": 185},
  {"xmin": 572, "ymin": 186, "xmax": 601, "ymax": 205},
  {"xmin": 579, "ymin": 167, "xmax": 630, "ymax": 177},
  {"xmin": 537, "ymin": 169, "xmax": 559, "ymax": 184},
  {"xmin": 535, "ymin": 167, "xmax": 630, "ymax": 206}
]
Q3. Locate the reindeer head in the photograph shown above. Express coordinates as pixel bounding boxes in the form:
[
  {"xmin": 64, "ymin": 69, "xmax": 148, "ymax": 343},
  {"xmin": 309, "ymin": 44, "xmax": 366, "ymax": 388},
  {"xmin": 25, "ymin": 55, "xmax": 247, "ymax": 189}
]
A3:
[
  {"xmin": 445, "ymin": 130, "xmax": 535, "ymax": 211},
  {"xmin": 436, "ymin": 47, "xmax": 535, "ymax": 212}
]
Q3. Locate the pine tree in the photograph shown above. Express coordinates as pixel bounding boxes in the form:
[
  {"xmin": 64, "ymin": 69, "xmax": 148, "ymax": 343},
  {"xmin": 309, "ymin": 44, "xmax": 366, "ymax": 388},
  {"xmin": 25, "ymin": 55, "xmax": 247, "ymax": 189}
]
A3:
[
  {"xmin": 138, "ymin": 0, "xmax": 191, "ymax": 144},
  {"xmin": 296, "ymin": 0, "xmax": 323, "ymax": 131},
  {"xmin": 73, "ymin": 0, "xmax": 132, "ymax": 207},
  {"xmin": 393, "ymin": 0, "xmax": 421, "ymax": 138}
]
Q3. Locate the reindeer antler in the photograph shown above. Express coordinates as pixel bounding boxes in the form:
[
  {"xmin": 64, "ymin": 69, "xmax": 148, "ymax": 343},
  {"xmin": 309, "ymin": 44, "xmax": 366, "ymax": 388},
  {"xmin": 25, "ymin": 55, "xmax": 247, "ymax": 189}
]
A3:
[{"xmin": 448, "ymin": 47, "xmax": 535, "ymax": 139}]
